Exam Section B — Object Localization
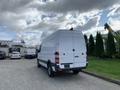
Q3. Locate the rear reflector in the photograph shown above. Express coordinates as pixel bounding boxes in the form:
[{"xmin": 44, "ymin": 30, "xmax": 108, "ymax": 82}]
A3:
[
  {"xmin": 55, "ymin": 58, "xmax": 59, "ymax": 64},
  {"xmin": 55, "ymin": 51, "xmax": 59, "ymax": 64}
]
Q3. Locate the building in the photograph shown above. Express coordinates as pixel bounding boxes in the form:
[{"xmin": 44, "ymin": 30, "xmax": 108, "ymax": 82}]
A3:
[
  {"xmin": 0, "ymin": 39, "xmax": 25, "ymax": 57},
  {"xmin": 9, "ymin": 39, "xmax": 25, "ymax": 57},
  {"xmin": 0, "ymin": 40, "xmax": 12, "ymax": 57}
]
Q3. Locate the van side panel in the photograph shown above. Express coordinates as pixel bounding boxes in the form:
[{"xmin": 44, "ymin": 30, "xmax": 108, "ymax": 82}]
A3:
[{"xmin": 38, "ymin": 32, "xmax": 59, "ymax": 68}]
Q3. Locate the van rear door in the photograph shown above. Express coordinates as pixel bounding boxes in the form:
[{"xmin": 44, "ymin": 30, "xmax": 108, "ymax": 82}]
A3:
[
  {"xmin": 72, "ymin": 32, "xmax": 86, "ymax": 67},
  {"xmin": 59, "ymin": 32, "xmax": 74, "ymax": 64}
]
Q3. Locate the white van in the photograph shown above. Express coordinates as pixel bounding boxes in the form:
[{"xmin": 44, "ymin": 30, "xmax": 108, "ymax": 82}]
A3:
[
  {"xmin": 24, "ymin": 47, "xmax": 36, "ymax": 59},
  {"xmin": 37, "ymin": 29, "xmax": 88, "ymax": 77}
]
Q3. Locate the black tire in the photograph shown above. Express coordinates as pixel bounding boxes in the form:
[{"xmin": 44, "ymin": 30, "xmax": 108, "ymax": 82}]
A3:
[
  {"xmin": 37, "ymin": 59, "xmax": 41, "ymax": 68},
  {"xmin": 73, "ymin": 70, "xmax": 79, "ymax": 74},
  {"xmin": 47, "ymin": 63, "xmax": 54, "ymax": 77}
]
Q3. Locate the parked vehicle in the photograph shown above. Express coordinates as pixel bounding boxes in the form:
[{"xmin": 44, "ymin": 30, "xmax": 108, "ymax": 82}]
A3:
[
  {"xmin": 24, "ymin": 47, "xmax": 36, "ymax": 59},
  {"xmin": 37, "ymin": 29, "xmax": 88, "ymax": 77},
  {"xmin": 10, "ymin": 52, "xmax": 21, "ymax": 59},
  {"xmin": 0, "ymin": 51, "xmax": 6, "ymax": 59}
]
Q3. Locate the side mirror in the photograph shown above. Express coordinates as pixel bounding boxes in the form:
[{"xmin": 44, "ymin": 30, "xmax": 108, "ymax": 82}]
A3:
[
  {"xmin": 37, "ymin": 45, "xmax": 42, "ymax": 53},
  {"xmin": 37, "ymin": 49, "xmax": 40, "ymax": 53}
]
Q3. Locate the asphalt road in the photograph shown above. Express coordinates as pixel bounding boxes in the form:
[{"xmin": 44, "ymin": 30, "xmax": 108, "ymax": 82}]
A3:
[{"xmin": 0, "ymin": 59, "xmax": 119, "ymax": 90}]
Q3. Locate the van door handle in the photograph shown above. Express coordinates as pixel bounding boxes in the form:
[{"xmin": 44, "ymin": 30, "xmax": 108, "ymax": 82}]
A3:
[
  {"xmin": 75, "ymin": 56, "xmax": 79, "ymax": 58},
  {"xmin": 73, "ymin": 49, "xmax": 75, "ymax": 52}
]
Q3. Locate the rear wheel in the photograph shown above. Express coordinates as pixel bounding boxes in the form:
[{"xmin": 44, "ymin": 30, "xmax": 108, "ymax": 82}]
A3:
[
  {"xmin": 73, "ymin": 70, "xmax": 79, "ymax": 74},
  {"xmin": 47, "ymin": 63, "xmax": 54, "ymax": 77},
  {"xmin": 37, "ymin": 59, "xmax": 41, "ymax": 68}
]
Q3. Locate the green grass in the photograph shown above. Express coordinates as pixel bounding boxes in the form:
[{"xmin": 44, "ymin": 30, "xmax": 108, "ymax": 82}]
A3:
[{"xmin": 85, "ymin": 57, "xmax": 120, "ymax": 80}]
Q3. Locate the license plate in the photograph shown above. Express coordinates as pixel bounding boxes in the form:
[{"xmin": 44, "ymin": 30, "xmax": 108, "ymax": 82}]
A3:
[{"xmin": 64, "ymin": 64, "xmax": 70, "ymax": 68}]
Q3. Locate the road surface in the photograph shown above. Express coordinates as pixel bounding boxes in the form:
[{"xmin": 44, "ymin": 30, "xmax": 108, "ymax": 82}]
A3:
[{"xmin": 0, "ymin": 59, "xmax": 119, "ymax": 90}]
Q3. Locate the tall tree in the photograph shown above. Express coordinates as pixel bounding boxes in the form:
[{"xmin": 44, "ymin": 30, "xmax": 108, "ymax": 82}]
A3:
[
  {"xmin": 106, "ymin": 32, "xmax": 116, "ymax": 57},
  {"xmin": 95, "ymin": 32, "xmax": 104, "ymax": 57},
  {"xmin": 84, "ymin": 34, "xmax": 88, "ymax": 54},
  {"xmin": 88, "ymin": 34, "xmax": 95, "ymax": 56},
  {"xmin": 118, "ymin": 39, "xmax": 120, "ymax": 55}
]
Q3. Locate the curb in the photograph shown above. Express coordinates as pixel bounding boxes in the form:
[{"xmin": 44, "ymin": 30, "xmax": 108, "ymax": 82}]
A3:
[{"xmin": 82, "ymin": 71, "xmax": 120, "ymax": 85}]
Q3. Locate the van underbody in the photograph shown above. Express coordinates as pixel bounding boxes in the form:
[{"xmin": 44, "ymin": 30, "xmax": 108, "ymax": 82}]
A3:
[
  {"xmin": 51, "ymin": 63, "xmax": 88, "ymax": 72},
  {"xmin": 37, "ymin": 59, "xmax": 88, "ymax": 74}
]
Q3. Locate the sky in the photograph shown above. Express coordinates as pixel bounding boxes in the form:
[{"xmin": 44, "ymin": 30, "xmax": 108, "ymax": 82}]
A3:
[{"xmin": 0, "ymin": 0, "xmax": 120, "ymax": 46}]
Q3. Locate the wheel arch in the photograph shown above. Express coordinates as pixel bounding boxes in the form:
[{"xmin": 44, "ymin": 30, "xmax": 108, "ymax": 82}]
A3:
[{"xmin": 47, "ymin": 60, "xmax": 51, "ymax": 66}]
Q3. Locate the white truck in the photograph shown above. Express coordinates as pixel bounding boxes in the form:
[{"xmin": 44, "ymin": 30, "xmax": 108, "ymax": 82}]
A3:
[
  {"xmin": 24, "ymin": 47, "xmax": 36, "ymax": 59},
  {"xmin": 37, "ymin": 29, "xmax": 88, "ymax": 77}
]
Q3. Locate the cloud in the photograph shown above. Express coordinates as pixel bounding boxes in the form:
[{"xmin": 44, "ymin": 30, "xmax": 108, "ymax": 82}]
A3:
[
  {"xmin": 0, "ymin": 0, "xmax": 119, "ymax": 33},
  {"xmin": 107, "ymin": 4, "xmax": 120, "ymax": 17},
  {"xmin": 83, "ymin": 26, "xmax": 107, "ymax": 37},
  {"xmin": 38, "ymin": 0, "xmax": 120, "ymax": 13},
  {"xmin": 77, "ymin": 17, "xmax": 98, "ymax": 31},
  {"xmin": 17, "ymin": 31, "xmax": 43, "ymax": 46},
  {"xmin": 0, "ymin": 12, "xmax": 26, "ymax": 32},
  {"xmin": 0, "ymin": 0, "xmax": 32, "ymax": 12},
  {"xmin": 0, "ymin": 26, "xmax": 16, "ymax": 40},
  {"xmin": 0, "ymin": 0, "xmax": 120, "ymax": 46},
  {"xmin": 108, "ymin": 17, "xmax": 120, "ymax": 31}
]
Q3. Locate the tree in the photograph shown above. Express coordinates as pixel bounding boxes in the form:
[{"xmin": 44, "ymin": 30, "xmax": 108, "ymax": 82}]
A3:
[
  {"xmin": 84, "ymin": 34, "xmax": 88, "ymax": 54},
  {"xmin": 88, "ymin": 34, "xmax": 95, "ymax": 56},
  {"xmin": 95, "ymin": 32, "xmax": 104, "ymax": 57},
  {"xmin": 118, "ymin": 39, "xmax": 120, "ymax": 55},
  {"xmin": 106, "ymin": 32, "xmax": 116, "ymax": 57}
]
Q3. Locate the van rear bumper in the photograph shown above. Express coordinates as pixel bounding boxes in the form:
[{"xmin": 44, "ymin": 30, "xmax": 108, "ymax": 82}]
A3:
[{"xmin": 53, "ymin": 63, "xmax": 88, "ymax": 72}]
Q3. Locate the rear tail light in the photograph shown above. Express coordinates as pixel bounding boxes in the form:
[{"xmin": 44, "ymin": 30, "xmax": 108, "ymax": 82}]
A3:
[{"xmin": 55, "ymin": 51, "xmax": 59, "ymax": 64}]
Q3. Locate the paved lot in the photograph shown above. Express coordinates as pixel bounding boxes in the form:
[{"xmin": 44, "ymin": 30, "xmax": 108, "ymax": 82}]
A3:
[{"xmin": 0, "ymin": 59, "xmax": 120, "ymax": 90}]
